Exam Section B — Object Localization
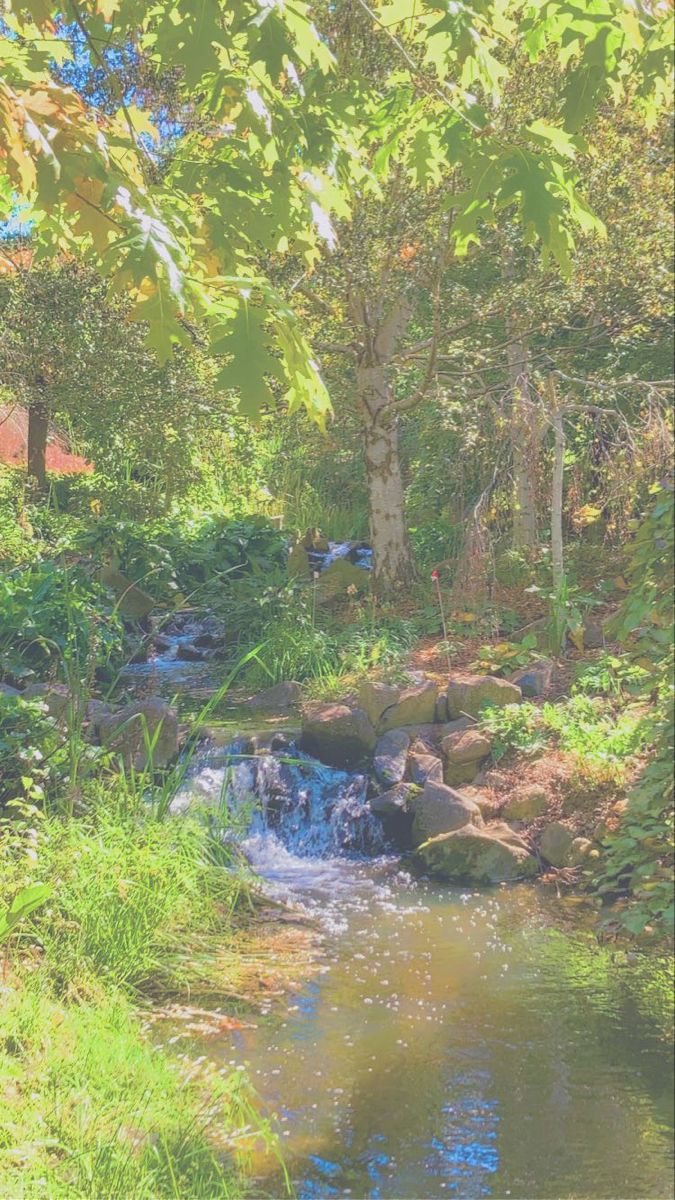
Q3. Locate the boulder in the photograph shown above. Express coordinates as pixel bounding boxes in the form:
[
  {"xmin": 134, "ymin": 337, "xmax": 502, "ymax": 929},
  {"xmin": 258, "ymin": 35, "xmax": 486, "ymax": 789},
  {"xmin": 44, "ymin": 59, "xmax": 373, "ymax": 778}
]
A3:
[
  {"xmin": 288, "ymin": 541, "xmax": 311, "ymax": 579},
  {"xmin": 316, "ymin": 558, "xmax": 370, "ymax": 601},
  {"xmin": 379, "ymin": 680, "xmax": 439, "ymax": 733},
  {"xmin": 370, "ymin": 782, "xmax": 418, "ymax": 816},
  {"xmin": 408, "ymin": 752, "xmax": 443, "ymax": 786},
  {"xmin": 100, "ymin": 698, "xmax": 179, "ymax": 770},
  {"xmin": 300, "ymin": 703, "xmax": 376, "ymax": 767},
  {"xmin": 359, "ymin": 682, "xmax": 401, "ymax": 731},
  {"xmin": 302, "ymin": 527, "xmax": 330, "ymax": 552},
  {"xmin": 441, "ymin": 728, "xmax": 492, "ymax": 785},
  {"xmin": 503, "ymin": 784, "xmax": 548, "ymax": 821},
  {"xmin": 410, "ymin": 780, "xmax": 484, "ymax": 846},
  {"xmin": 540, "ymin": 821, "xmax": 575, "ymax": 867},
  {"xmin": 84, "ymin": 698, "xmax": 113, "ymax": 741},
  {"xmin": 510, "ymin": 659, "xmax": 555, "ymax": 698},
  {"xmin": 456, "ymin": 786, "xmax": 495, "ymax": 816},
  {"xmin": 446, "ymin": 673, "xmax": 522, "ymax": 719},
  {"xmin": 23, "ymin": 682, "xmax": 75, "ymax": 721},
  {"xmin": 435, "ymin": 694, "xmax": 448, "ymax": 723},
  {"xmin": 246, "ymin": 681, "xmax": 303, "ymax": 712},
  {"xmin": 418, "ymin": 822, "xmax": 539, "ymax": 884},
  {"xmin": 180, "ymin": 643, "xmax": 207, "ymax": 662},
  {"xmin": 373, "ymin": 729, "xmax": 411, "ymax": 787},
  {"xmin": 100, "ymin": 565, "xmax": 155, "ymax": 620}
]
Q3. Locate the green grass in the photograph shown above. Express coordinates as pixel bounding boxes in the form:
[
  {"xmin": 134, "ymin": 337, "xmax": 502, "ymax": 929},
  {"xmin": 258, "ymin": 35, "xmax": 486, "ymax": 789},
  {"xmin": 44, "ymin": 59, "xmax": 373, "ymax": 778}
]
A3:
[
  {"xmin": 0, "ymin": 786, "xmax": 284, "ymax": 1200},
  {"xmin": 0, "ymin": 978, "xmax": 274, "ymax": 1199}
]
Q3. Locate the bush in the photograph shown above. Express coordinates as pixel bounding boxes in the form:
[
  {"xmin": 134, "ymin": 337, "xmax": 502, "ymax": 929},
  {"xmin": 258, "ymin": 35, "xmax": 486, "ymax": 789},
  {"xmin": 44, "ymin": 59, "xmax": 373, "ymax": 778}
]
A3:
[
  {"xmin": 0, "ymin": 691, "xmax": 65, "ymax": 810},
  {"xmin": 0, "ymin": 561, "xmax": 125, "ymax": 685}
]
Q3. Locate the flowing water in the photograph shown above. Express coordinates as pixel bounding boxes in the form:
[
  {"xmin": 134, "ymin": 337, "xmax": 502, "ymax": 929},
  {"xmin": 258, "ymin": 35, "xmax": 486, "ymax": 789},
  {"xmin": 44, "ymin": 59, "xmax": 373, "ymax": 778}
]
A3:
[{"xmin": 174, "ymin": 739, "xmax": 675, "ymax": 1200}]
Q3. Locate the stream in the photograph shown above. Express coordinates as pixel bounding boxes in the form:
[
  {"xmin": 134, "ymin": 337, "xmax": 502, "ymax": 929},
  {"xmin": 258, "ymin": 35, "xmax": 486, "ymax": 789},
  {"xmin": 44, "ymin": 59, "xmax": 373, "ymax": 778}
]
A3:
[
  {"xmin": 122, "ymin": 615, "xmax": 675, "ymax": 1200},
  {"xmin": 173, "ymin": 735, "xmax": 674, "ymax": 1200}
]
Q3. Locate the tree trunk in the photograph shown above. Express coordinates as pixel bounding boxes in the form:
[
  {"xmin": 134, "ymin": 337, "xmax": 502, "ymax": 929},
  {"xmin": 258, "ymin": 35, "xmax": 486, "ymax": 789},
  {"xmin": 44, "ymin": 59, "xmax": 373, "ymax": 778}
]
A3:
[
  {"xmin": 27, "ymin": 393, "xmax": 48, "ymax": 491},
  {"xmin": 548, "ymin": 375, "xmax": 565, "ymax": 591},
  {"xmin": 357, "ymin": 361, "xmax": 415, "ymax": 594},
  {"xmin": 507, "ymin": 334, "xmax": 539, "ymax": 550}
]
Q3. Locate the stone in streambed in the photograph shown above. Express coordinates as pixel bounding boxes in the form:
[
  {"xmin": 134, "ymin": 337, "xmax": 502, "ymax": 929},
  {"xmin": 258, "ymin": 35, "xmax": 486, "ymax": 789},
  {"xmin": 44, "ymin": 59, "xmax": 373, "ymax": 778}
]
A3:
[
  {"xmin": 23, "ymin": 682, "xmax": 76, "ymax": 721},
  {"xmin": 446, "ymin": 673, "xmax": 521, "ymax": 719},
  {"xmin": 370, "ymin": 782, "xmax": 419, "ymax": 816},
  {"xmin": 300, "ymin": 703, "xmax": 376, "ymax": 768},
  {"xmin": 246, "ymin": 681, "xmax": 303, "ymax": 712},
  {"xmin": 410, "ymin": 780, "xmax": 484, "ymax": 845},
  {"xmin": 373, "ymin": 729, "xmax": 410, "ymax": 787},
  {"xmin": 99, "ymin": 697, "xmax": 178, "ymax": 770},
  {"xmin": 316, "ymin": 559, "xmax": 370, "ymax": 601},
  {"xmin": 418, "ymin": 821, "xmax": 538, "ymax": 884}
]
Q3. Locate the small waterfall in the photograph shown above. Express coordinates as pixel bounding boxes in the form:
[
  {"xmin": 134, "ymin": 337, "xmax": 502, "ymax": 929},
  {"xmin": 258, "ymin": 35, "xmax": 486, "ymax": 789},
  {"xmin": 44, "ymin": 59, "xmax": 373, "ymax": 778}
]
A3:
[{"xmin": 174, "ymin": 737, "xmax": 392, "ymax": 895}]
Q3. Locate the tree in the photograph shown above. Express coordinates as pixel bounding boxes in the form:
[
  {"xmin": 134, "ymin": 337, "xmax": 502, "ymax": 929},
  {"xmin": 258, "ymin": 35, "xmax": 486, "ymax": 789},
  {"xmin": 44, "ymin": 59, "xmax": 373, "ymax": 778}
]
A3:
[{"xmin": 0, "ymin": 260, "xmax": 227, "ymax": 504}]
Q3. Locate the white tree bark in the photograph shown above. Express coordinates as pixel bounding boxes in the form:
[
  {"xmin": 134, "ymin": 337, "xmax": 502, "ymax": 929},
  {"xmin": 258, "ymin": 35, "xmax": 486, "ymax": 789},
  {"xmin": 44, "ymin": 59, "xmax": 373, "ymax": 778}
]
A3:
[
  {"xmin": 357, "ymin": 359, "xmax": 415, "ymax": 592},
  {"xmin": 507, "ymin": 334, "xmax": 539, "ymax": 551},
  {"xmin": 548, "ymin": 375, "xmax": 565, "ymax": 591}
]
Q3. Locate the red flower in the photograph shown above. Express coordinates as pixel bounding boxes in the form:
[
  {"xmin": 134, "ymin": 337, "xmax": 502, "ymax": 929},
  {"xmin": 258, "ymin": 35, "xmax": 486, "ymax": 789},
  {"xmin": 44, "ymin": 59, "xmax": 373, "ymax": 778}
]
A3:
[{"xmin": 431, "ymin": 569, "xmax": 440, "ymax": 581}]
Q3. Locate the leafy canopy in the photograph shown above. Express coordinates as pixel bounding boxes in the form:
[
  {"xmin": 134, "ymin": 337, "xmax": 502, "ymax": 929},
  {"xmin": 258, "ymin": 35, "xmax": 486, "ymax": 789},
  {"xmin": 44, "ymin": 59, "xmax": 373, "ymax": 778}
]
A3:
[{"xmin": 0, "ymin": 0, "xmax": 671, "ymax": 418}]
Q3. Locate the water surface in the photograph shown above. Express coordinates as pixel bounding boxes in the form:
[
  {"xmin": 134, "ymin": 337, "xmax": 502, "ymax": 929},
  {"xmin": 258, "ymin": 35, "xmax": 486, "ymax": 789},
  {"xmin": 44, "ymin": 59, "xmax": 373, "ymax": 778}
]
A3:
[{"xmin": 177, "ymin": 746, "xmax": 674, "ymax": 1199}]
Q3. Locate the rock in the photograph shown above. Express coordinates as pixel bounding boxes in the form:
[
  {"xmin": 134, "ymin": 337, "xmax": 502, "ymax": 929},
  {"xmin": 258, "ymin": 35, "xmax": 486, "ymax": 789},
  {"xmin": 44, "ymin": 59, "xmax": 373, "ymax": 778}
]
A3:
[
  {"xmin": 583, "ymin": 620, "xmax": 606, "ymax": 649},
  {"xmin": 153, "ymin": 634, "xmax": 173, "ymax": 653},
  {"xmin": 99, "ymin": 698, "xmax": 179, "ymax": 770},
  {"xmin": 23, "ymin": 682, "xmax": 74, "ymax": 720},
  {"xmin": 503, "ymin": 784, "xmax": 548, "ymax": 821},
  {"xmin": 435, "ymin": 694, "xmax": 448, "ymax": 723},
  {"xmin": 510, "ymin": 659, "xmax": 555, "ymax": 698},
  {"xmin": 570, "ymin": 836, "xmax": 594, "ymax": 865},
  {"xmin": 180, "ymin": 643, "xmax": 206, "ymax": 662},
  {"xmin": 410, "ymin": 780, "xmax": 484, "ymax": 845},
  {"xmin": 300, "ymin": 703, "xmax": 376, "ymax": 767},
  {"xmin": 457, "ymin": 786, "xmax": 495, "ymax": 815},
  {"xmin": 359, "ymin": 682, "xmax": 401, "ymax": 731},
  {"xmin": 418, "ymin": 822, "xmax": 539, "ymax": 884},
  {"xmin": 370, "ymin": 782, "xmax": 418, "ymax": 816},
  {"xmin": 100, "ymin": 565, "xmax": 155, "ymax": 620},
  {"xmin": 288, "ymin": 541, "xmax": 311, "ymax": 579},
  {"xmin": 302, "ymin": 527, "xmax": 330, "ymax": 552},
  {"xmin": 379, "ymin": 680, "xmax": 439, "ymax": 733},
  {"xmin": 246, "ymin": 681, "xmax": 303, "ymax": 712},
  {"xmin": 441, "ymin": 728, "xmax": 492, "ymax": 785},
  {"xmin": 540, "ymin": 821, "xmax": 575, "ymax": 867},
  {"xmin": 373, "ymin": 729, "xmax": 411, "ymax": 787},
  {"xmin": 316, "ymin": 558, "xmax": 370, "ymax": 601},
  {"xmin": 408, "ymin": 752, "xmax": 443, "ymax": 786},
  {"xmin": 446, "ymin": 673, "xmax": 522, "ymax": 719},
  {"xmin": 192, "ymin": 631, "xmax": 225, "ymax": 650},
  {"xmin": 0, "ymin": 683, "xmax": 20, "ymax": 697},
  {"xmin": 84, "ymin": 698, "xmax": 113, "ymax": 741}
]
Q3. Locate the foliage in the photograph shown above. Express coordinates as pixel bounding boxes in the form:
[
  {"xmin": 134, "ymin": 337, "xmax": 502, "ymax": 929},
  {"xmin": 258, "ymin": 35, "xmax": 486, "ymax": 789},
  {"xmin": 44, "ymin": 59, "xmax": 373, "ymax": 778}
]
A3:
[
  {"xmin": 594, "ymin": 482, "xmax": 674, "ymax": 937},
  {"xmin": 573, "ymin": 653, "xmax": 650, "ymax": 698},
  {"xmin": 481, "ymin": 693, "xmax": 645, "ymax": 765},
  {"xmin": 0, "ymin": 560, "xmax": 125, "ymax": 684},
  {"xmin": 470, "ymin": 633, "xmax": 539, "ymax": 676},
  {"xmin": 0, "ymin": 980, "xmax": 274, "ymax": 1198},
  {"xmin": 0, "ymin": 881, "xmax": 51, "ymax": 945},
  {"xmin": 0, "ymin": 691, "xmax": 66, "ymax": 809}
]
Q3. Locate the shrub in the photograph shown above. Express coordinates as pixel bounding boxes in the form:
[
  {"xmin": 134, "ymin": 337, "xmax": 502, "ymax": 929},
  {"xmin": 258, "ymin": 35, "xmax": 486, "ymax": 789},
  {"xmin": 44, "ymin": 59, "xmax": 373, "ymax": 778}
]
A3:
[{"xmin": 0, "ymin": 561, "xmax": 125, "ymax": 685}]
